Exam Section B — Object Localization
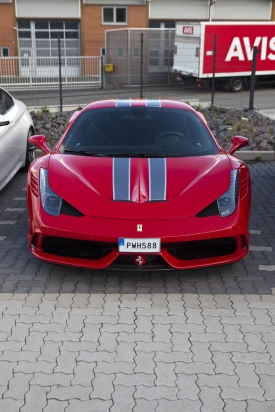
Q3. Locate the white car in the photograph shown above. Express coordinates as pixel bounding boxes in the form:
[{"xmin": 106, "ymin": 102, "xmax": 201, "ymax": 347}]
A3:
[{"xmin": 0, "ymin": 87, "xmax": 34, "ymax": 191}]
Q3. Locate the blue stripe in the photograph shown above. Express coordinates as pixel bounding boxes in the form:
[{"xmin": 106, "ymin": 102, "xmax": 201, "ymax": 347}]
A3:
[
  {"xmin": 116, "ymin": 99, "xmax": 131, "ymax": 107},
  {"xmin": 149, "ymin": 158, "xmax": 166, "ymax": 201},
  {"xmin": 146, "ymin": 100, "xmax": 161, "ymax": 107},
  {"xmin": 113, "ymin": 158, "xmax": 130, "ymax": 200}
]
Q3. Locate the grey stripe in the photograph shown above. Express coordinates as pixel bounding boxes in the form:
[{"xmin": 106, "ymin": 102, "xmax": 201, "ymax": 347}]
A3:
[
  {"xmin": 146, "ymin": 100, "xmax": 161, "ymax": 107},
  {"xmin": 149, "ymin": 158, "xmax": 166, "ymax": 201},
  {"xmin": 113, "ymin": 158, "xmax": 130, "ymax": 200},
  {"xmin": 116, "ymin": 99, "xmax": 131, "ymax": 107}
]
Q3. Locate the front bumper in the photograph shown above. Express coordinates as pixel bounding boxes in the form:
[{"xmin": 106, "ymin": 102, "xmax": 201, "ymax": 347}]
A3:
[{"xmin": 28, "ymin": 206, "xmax": 250, "ymax": 270}]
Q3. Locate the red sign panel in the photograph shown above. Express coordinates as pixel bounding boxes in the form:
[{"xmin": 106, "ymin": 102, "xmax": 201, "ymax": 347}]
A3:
[
  {"xmin": 182, "ymin": 26, "xmax": 194, "ymax": 35},
  {"xmin": 202, "ymin": 24, "xmax": 275, "ymax": 74}
]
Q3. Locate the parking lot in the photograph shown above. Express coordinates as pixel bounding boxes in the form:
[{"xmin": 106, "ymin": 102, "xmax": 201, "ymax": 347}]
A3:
[{"xmin": 0, "ymin": 161, "xmax": 275, "ymax": 411}]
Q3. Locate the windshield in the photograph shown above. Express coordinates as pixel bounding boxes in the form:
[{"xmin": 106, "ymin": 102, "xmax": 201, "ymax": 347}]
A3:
[{"xmin": 61, "ymin": 107, "xmax": 219, "ymax": 157}]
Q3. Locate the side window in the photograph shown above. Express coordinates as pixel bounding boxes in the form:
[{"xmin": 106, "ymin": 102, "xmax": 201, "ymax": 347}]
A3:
[{"xmin": 0, "ymin": 90, "xmax": 14, "ymax": 115}]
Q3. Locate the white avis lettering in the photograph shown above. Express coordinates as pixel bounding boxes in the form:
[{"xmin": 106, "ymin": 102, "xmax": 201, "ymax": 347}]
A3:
[
  {"xmin": 225, "ymin": 36, "xmax": 275, "ymax": 61},
  {"xmin": 182, "ymin": 26, "xmax": 194, "ymax": 35}
]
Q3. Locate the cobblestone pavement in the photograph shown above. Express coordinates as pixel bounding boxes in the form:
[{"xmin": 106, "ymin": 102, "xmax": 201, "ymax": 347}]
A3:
[{"xmin": 0, "ymin": 162, "xmax": 274, "ymax": 412}]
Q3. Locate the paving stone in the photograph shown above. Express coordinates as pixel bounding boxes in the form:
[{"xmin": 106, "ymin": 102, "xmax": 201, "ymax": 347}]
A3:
[
  {"xmin": 224, "ymin": 399, "xmax": 247, "ymax": 412},
  {"xmin": 61, "ymin": 341, "xmax": 98, "ymax": 352},
  {"xmin": 221, "ymin": 386, "xmax": 265, "ymax": 401},
  {"xmin": 212, "ymin": 352, "xmax": 235, "ymax": 375},
  {"xmin": 133, "ymin": 399, "xmax": 158, "ymax": 412},
  {"xmin": 152, "ymin": 324, "xmax": 171, "ymax": 342},
  {"xmin": 8, "ymin": 322, "xmax": 30, "ymax": 341},
  {"xmin": 55, "ymin": 351, "xmax": 77, "ymax": 374},
  {"xmin": 134, "ymin": 385, "xmax": 178, "ymax": 400},
  {"xmin": 235, "ymin": 362, "xmax": 260, "ymax": 387},
  {"xmin": 191, "ymin": 342, "xmax": 213, "ymax": 363},
  {"xmin": 154, "ymin": 361, "xmax": 177, "ymax": 386},
  {"xmin": 156, "ymin": 399, "xmax": 202, "ymax": 412},
  {"xmin": 0, "ymin": 399, "xmax": 24, "ymax": 412},
  {"xmin": 71, "ymin": 361, "xmax": 95, "ymax": 386},
  {"xmin": 77, "ymin": 351, "xmax": 115, "ymax": 363},
  {"xmin": 43, "ymin": 400, "xmax": 69, "ymax": 412},
  {"xmin": 136, "ymin": 342, "xmax": 172, "ymax": 352},
  {"xmin": 135, "ymin": 316, "xmax": 154, "ymax": 334},
  {"xmin": 210, "ymin": 342, "xmax": 247, "ymax": 352},
  {"xmin": 117, "ymin": 332, "xmax": 152, "ymax": 343},
  {"xmin": 154, "ymin": 351, "xmax": 192, "ymax": 363},
  {"xmin": 95, "ymin": 361, "xmax": 135, "ymax": 374},
  {"xmin": 0, "ymin": 361, "xmax": 16, "ymax": 385},
  {"xmin": 176, "ymin": 374, "xmax": 200, "ymax": 400},
  {"xmin": 246, "ymin": 400, "xmax": 275, "ymax": 412},
  {"xmin": 175, "ymin": 362, "xmax": 215, "ymax": 375},
  {"xmin": 48, "ymin": 385, "xmax": 92, "ymax": 400},
  {"xmin": 66, "ymin": 399, "xmax": 113, "ymax": 412},
  {"xmin": 21, "ymin": 384, "xmax": 49, "ymax": 412},
  {"xmin": 3, "ymin": 372, "xmax": 32, "ymax": 400},
  {"xmin": 197, "ymin": 373, "xmax": 239, "ymax": 387},
  {"xmin": 0, "ymin": 350, "xmax": 39, "ymax": 362},
  {"xmin": 171, "ymin": 332, "xmax": 191, "ymax": 352},
  {"xmin": 259, "ymin": 375, "xmax": 275, "ymax": 400},
  {"xmin": 232, "ymin": 352, "xmax": 271, "ymax": 364},
  {"xmin": 115, "ymin": 341, "xmax": 136, "ymax": 363},
  {"xmin": 199, "ymin": 386, "xmax": 224, "ymax": 412},
  {"xmin": 223, "ymin": 324, "xmax": 245, "ymax": 342},
  {"xmin": 31, "ymin": 372, "xmax": 73, "ymax": 386},
  {"xmin": 14, "ymin": 361, "xmax": 55, "ymax": 374},
  {"xmin": 90, "ymin": 373, "xmax": 115, "ymax": 399},
  {"xmin": 134, "ymin": 351, "xmax": 156, "ymax": 374},
  {"xmin": 114, "ymin": 373, "xmax": 155, "ymax": 387},
  {"xmin": 110, "ymin": 385, "xmax": 135, "ymax": 412}
]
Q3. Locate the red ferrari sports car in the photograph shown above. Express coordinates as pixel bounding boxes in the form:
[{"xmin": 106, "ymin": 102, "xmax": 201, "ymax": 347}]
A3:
[{"xmin": 27, "ymin": 99, "xmax": 251, "ymax": 270}]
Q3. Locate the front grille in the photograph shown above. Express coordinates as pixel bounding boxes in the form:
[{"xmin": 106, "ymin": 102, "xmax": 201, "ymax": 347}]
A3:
[
  {"xmin": 42, "ymin": 236, "xmax": 112, "ymax": 260},
  {"xmin": 167, "ymin": 238, "xmax": 237, "ymax": 260}
]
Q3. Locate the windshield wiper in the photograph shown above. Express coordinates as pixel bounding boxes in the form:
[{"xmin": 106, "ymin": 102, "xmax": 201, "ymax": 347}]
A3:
[{"xmin": 63, "ymin": 149, "xmax": 106, "ymax": 156}]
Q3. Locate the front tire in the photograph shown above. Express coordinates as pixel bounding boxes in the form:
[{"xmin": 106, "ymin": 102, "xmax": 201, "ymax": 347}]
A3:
[{"xmin": 22, "ymin": 128, "xmax": 35, "ymax": 171}]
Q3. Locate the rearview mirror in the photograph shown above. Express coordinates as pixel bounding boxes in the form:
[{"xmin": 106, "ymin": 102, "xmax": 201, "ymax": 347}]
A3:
[
  {"xmin": 28, "ymin": 135, "xmax": 51, "ymax": 154},
  {"xmin": 227, "ymin": 136, "xmax": 248, "ymax": 155}
]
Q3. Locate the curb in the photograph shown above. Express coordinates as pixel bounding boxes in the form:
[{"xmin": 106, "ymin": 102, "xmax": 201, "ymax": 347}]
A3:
[{"xmin": 234, "ymin": 151, "xmax": 275, "ymax": 161}]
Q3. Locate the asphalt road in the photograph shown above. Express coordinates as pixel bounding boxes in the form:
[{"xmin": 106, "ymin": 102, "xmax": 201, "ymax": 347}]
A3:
[
  {"xmin": 9, "ymin": 80, "xmax": 275, "ymax": 111},
  {"xmin": 0, "ymin": 162, "xmax": 275, "ymax": 411}
]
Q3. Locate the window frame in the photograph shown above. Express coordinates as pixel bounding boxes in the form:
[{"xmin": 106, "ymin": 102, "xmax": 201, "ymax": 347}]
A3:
[
  {"xmin": 102, "ymin": 6, "xmax": 128, "ymax": 25},
  {"xmin": 1, "ymin": 47, "xmax": 10, "ymax": 58}
]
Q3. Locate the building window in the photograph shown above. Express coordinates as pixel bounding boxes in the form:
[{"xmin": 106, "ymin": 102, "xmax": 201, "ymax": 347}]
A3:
[
  {"xmin": 1, "ymin": 47, "xmax": 10, "ymax": 58},
  {"xmin": 116, "ymin": 47, "xmax": 125, "ymax": 59},
  {"xmin": 132, "ymin": 47, "xmax": 140, "ymax": 59},
  {"xmin": 102, "ymin": 7, "xmax": 127, "ymax": 25}
]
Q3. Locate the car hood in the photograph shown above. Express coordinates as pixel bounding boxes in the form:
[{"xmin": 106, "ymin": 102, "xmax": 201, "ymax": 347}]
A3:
[{"xmin": 48, "ymin": 154, "xmax": 231, "ymax": 219}]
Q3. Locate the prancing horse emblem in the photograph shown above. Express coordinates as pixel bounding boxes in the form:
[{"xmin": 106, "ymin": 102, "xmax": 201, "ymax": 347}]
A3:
[
  {"xmin": 135, "ymin": 256, "xmax": 143, "ymax": 266},
  {"xmin": 137, "ymin": 224, "xmax": 142, "ymax": 232}
]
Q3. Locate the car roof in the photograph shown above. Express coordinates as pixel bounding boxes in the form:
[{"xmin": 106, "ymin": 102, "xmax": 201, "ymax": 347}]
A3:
[{"xmin": 83, "ymin": 99, "xmax": 194, "ymax": 112}]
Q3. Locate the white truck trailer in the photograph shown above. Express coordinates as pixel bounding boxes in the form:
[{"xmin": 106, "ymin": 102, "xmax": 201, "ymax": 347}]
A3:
[{"xmin": 173, "ymin": 22, "xmax": 275, "ymax": 92}]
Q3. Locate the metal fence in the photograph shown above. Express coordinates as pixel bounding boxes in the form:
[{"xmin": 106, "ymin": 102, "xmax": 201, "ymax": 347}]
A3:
[{"xmin": 1, "ymin": 30, "xmax": 274, "ymax": 110}]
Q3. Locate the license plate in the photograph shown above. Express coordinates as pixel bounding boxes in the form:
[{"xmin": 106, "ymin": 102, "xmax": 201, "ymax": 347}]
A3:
[{"xmin": 118, "ymin": 238, "xmax": 161, "ymax": 253}]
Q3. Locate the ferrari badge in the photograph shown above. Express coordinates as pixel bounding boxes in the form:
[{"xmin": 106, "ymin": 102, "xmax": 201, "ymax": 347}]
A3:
[{"xmin": 137, "ymin": 224, "xmax": 142, "ymax": 232}]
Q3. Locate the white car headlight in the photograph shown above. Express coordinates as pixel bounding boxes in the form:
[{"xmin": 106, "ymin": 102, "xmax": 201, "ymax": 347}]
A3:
[
  {"xmin": 217, "ymin": 170, "xmax": 239, "ymax": 218},
  {"xmin": 40, "ymin": 168, "xmax": 62, "ymax": 216}
]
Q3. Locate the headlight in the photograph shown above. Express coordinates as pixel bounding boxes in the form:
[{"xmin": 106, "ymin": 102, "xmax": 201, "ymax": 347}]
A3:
[
  {"xmin": 40, "ymin": 168, "xmax": 62, "ymax": 216},
  {"xmin": 217, "ymin": 170, "xmax": 239, "ymax": 217}
]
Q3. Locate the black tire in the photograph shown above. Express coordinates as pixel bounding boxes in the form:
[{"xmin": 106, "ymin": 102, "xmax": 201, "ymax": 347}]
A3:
[
  {"xmin": 22, "ymin": 128, "xmax": 35, "ymax": 171},
  {"xmin": 230, "ymin": 77, "xmax": 244, "ymax": 93}
]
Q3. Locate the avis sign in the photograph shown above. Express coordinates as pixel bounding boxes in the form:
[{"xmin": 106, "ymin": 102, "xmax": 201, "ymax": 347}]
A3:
[
  {"xmin": 203, "ymin": 24, "xmax": 275, "ymax": 75},
  {"xmin": 182, "ymin": 26, "xmax": 194, "ymax": 35}
]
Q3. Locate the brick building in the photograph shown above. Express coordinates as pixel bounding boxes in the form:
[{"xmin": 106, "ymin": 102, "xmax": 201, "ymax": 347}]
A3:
[{"xmin": 0, "ymin": 0, "xmax": 274, "ymax": 81}]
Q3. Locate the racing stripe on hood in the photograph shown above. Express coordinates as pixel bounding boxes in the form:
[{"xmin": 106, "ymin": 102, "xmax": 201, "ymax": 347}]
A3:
[
  {"xmin": 113, "ymin": 158, "xmax": 130, "ymax": 200},
  {"xmin": 149, "ymin": 158, "xmax": 167, "ymax": 201}
]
